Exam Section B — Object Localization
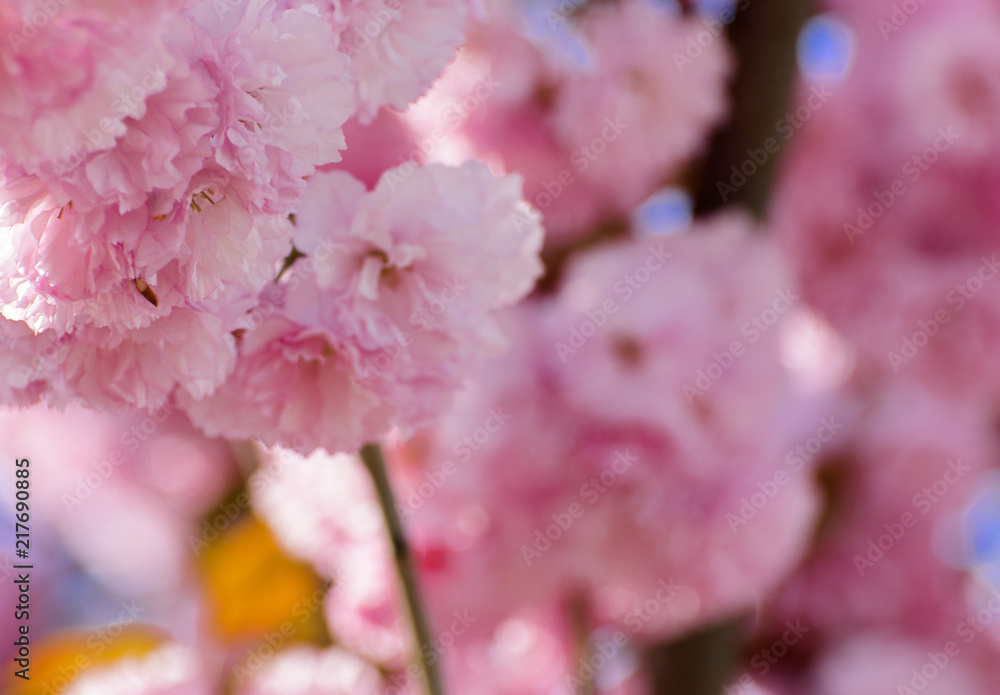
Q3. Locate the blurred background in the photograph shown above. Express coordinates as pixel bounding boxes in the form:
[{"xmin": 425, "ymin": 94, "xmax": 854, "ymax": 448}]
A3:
[{"xmin": 7, "ymin": 0, "xmax": 1000, "ymax": 693}]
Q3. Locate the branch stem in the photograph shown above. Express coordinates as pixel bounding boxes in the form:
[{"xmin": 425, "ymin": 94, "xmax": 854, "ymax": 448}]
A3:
[{"xmin": 360, "ymin": 442, "xmax": 444, "ymax": 695}]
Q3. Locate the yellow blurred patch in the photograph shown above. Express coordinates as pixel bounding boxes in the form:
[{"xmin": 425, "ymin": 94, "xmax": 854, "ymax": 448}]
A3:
[
  {"xmin": 198, "ymin": 514, "xmax": 329, "ymax": 646},
  {"xmin": 6, "ymin": 626, "xmax": 163, "ymax": 695}
]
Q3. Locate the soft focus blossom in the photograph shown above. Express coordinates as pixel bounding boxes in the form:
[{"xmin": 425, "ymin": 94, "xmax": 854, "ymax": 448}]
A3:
[
  {"xmin": 418, "ymin": 0, "xmax": 730, "ymax": 243},
  {"xmin": 550, "ymin": 0, "xmax": 731, "ymax": 211},
  {"xmin": 775, "ymin": 0, "xmax": 1000, "ymax": 399},
  {"xmin": 399, "ymin": 216, "xmax": 818, "ymax": 643},
  {"xmin": 812, "ymin": 634, "xmax": 990, "ymax": 695},
  {"xmin": 62, "ymin": 644, "xmax": 215, "ymax": 695},
  {"xmin": 770, "ymin": 381, "xmax": 992, "ymax": 643},
  {"xmin": 239, "ymin": 646, "xmax": 383, "ymax": 695},
  {"xmin": 0, "ymin": 402, "xmax": 237, "ymax": 593},
  {"xmin": 251, "ymin": 447, "xmax": 412, "ymax": 664}
]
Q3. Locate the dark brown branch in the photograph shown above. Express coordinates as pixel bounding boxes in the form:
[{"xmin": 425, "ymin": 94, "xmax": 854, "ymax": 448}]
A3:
[{"xmin": 692, "ymin": 0, "xmax": 816, "ymax": 219}]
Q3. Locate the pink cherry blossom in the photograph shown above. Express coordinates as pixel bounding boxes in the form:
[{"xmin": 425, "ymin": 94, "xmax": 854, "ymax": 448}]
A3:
[
  {"xmin": 181, "ymin": 161, "xmax": 543, "ymax": 453},
  {"xmin": 192, "ymin": 0, "xmax": 356, "ymax": 213},
  {"xmin": 2, "ymin": 168, "xmax": 281, "ymax": 330},
  {"xmin": 420, "ymin": 10, "xmax": 618, "ymax": 242},
  {"xmin": 0, "ymin": 2, "xmax": 175, "ymax": 169},
  {"xmin": 774, "ymin": 0, "xmax": 1000, "ymax": 399},
  {"xmin": 0, "ymin": 315, "xmax": 64, "ymax": 406},
  {"xmin": 551, "ymin": 0, "xmax": 731, "ymax": 212},
  {"xmin": 250, "ymin": 447, "xmax": 412, "ymax": 665},
  {"xmin": 769, "ymin": 381, "xmax": 991, "ymax": 642},
  {"xmin": 278, "ymin": 0, "xmax": 468, "ymax": 123},
  {"xmin": 399, "ymin": 218, "xmax": 818, "ymax": 643},
  {"xmin": 62, "ymin": 644, "xmax": 216, "ymax": 695},
  {"xmin": 34, "ymin": 54, "xmax": 221, "ymax": 214},
  {"xmin": 238, "ymin": 646, "xmax": 383, "ymax": 695},
  {"xmin": 812, "ymin": 634, "xmax": 990, "ymax": 695}
]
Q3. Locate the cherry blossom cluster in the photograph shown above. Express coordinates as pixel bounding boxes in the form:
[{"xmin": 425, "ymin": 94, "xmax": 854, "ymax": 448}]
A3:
[
  {"xmin": 0, "ymin": 0, "xmax": 542, "ymax": 453},
  {"xmin": 8, "ymin": 0, "xmax": 1000, "ymax": 694}
]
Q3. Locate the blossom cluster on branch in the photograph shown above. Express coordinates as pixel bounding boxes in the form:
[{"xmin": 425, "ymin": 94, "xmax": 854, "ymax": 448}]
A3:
[
  {"xmin": 7, "ymin": 0, "xmax": 1000, "ymax": 694},
  {"xmin": 0, "ymin": 0, "xmax": 541, "ymax": 454}
]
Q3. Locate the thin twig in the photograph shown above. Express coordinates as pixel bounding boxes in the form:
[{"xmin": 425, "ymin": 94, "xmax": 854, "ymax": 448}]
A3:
[
  {"xmin": 569, "ymin": 594, "xmax": 596, "ymax": 695},
  {"xmin": 360, "ymin": 442, "xmax": 444, "ymax": 695},
  {"xmin": 645, "ymin": 616, "xmax": 747, "ymax": 695}
]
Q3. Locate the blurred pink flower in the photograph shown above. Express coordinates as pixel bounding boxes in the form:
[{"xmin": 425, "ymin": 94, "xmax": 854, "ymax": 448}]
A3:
[
  {"xmin": 770, "ymin": 381, "xmax": 991, "ymax": 642},
  {"xmin": 0, "ymin": 402, "xmax": 237, "ymax": 593},
  {"xmin": 250, "ymin": 447, "xmax": 412, "ymax": 664},
  {"xmin": 238, "ymin": 646, "xmax": 383, "ymax": 695},
  {"xmin": 775, "ymin": 0, "xmax": 1000, "ymax": 399},
  {"xmin": 62, "ymin": 644, "xmax": 216, "ymax": 695},
  {"xmin": 551, "ymin": 0, "xmax": 731, "ymax": 212},
  {"xmin": 399, "ymin": 216, "xmax": 817, "ymax": 643},
  {"xmin": 812, "ymin": 634, "xmax": 990, "ymax": 695},
  {"xmin": 328, "ymin": 110, "xmax": 418, "ymax": 189},
  {"xmin": 422, "ymin": 0, "xmax": 730, "ymax": 243}
]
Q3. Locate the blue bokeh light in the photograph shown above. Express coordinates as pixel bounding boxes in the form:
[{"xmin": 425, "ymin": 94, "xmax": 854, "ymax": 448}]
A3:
[
  {"xmin": 967, "ymin": 484, "xmax": 1000, "ymax": 564},
  {"xmin": 520, "ymin": 0, "xmax": 595, "ymax": 71},
  {"xmin": 633, "ymin": 188, "xmax": 693, "ymax": 237},
  {"xmin": 797, "ymin": 14, "xmax": 855, "ymax": 81}
]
